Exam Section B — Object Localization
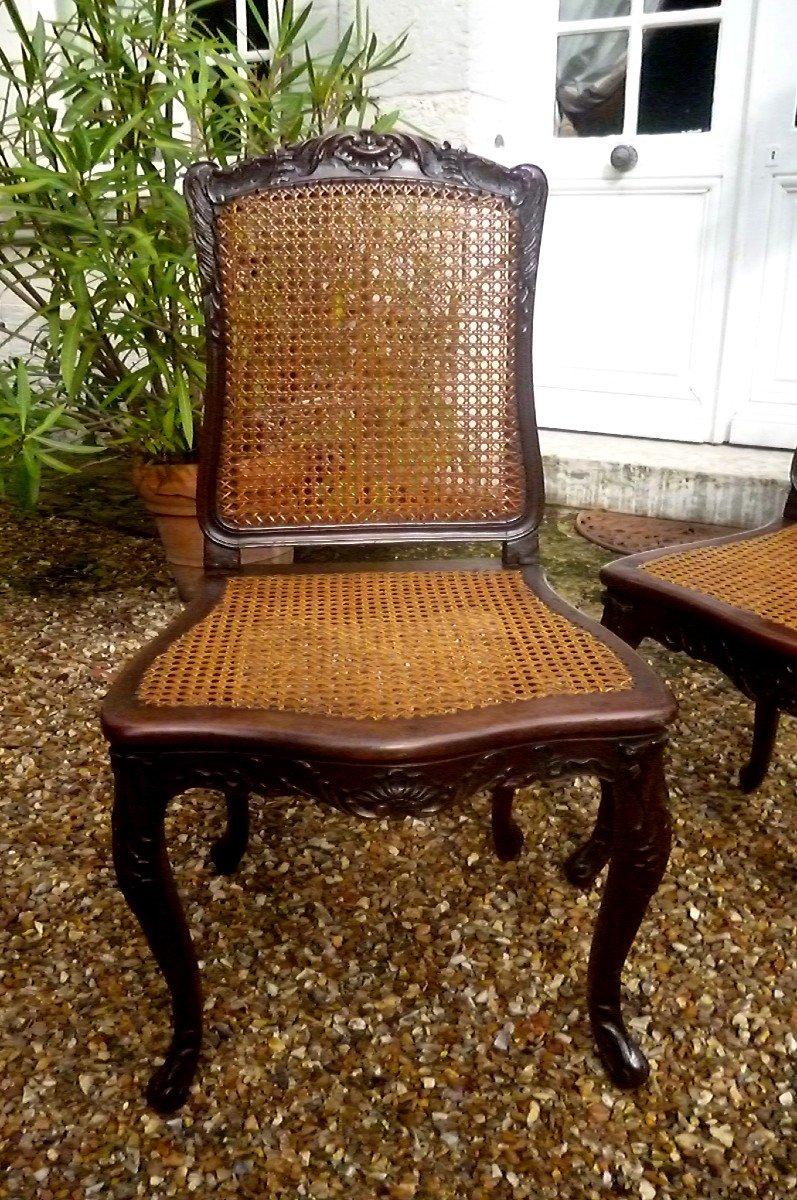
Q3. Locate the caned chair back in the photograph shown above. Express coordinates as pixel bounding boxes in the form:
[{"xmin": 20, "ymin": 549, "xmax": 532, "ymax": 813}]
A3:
[{"xmin": 184, "ymin": 132, "xmax": 547, "ymax": 555}]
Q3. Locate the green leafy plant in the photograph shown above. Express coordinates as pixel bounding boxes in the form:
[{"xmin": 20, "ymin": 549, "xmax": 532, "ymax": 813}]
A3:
[
  {"xmin": 0, "ymin": 358, "xmax": 98, "ymax": 506},
  {"xmin": 0, "ymin": 0, "xmax": 406, "ymax": 504}
]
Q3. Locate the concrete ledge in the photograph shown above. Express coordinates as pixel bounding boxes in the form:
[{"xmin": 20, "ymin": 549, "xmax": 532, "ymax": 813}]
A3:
[{"xmin": 539, "ymin": 431, "xmax": 794, "ymax": 529}]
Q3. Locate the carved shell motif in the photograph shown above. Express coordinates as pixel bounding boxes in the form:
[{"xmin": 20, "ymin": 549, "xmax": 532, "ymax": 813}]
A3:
[
  {"xmin": 328, "ymin": 130, "xmax": 406, "ymax": 174},
  {"xmin": 326, "ymin": 771, "xmax": 455, "ymax": 820}
]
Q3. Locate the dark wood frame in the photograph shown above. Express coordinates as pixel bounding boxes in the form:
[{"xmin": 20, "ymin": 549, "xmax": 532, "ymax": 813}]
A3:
[
  {"xmin": 103, "ymin": 132, "xmax": 676, "ymax": 1113},
  {"xmin": 601, "ymin": 448, "xmax": 797, "ymax": 793}
]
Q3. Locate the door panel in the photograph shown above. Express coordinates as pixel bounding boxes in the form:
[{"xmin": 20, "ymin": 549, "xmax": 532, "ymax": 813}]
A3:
[
  {"xmin": 535, "ymin": 183, "xmax": 717, "ymax": 441},
  {"xmin": 720, "ymin": 3, "xmax": 797, "ymax": 449},
  {"xmin": 759, "ymin": 179, "xmax": 797, "ymax": 386},
  {"xmin": 728, "ymin": 177, "xmax": 797, "ymax": 448}
]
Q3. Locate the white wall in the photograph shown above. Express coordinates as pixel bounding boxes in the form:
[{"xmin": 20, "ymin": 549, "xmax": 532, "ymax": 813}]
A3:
[{"xmin": 340, "ymin": 0, "xmax": 525, "ymax": 157}]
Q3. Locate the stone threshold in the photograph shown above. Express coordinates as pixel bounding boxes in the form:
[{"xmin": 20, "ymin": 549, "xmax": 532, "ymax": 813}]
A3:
[{"xmin": 539, "ymin": 430, "xmax": 794, "ymax": 529}]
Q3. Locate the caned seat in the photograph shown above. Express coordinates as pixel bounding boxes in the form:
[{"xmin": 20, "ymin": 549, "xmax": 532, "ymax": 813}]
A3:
[
  {"xmin": 103, "ymin": 564, "xmax": 670, "ymax": 758},
  {"xmin": 623, "ymin": 523, "xmax": 797, "ymax": 643},
  {"xmin": 140, "ymin": 569, "xmax": 632, "ymax": 715},
  {"xmin": 601, "ymin": 452, "xmax": 797, "ymax": 792},
  {"xmin": 102, "ymin": 132, "xmax": 676, "ymax": 1114}
]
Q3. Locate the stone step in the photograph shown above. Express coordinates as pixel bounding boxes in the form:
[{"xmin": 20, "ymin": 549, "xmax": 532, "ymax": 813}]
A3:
[{"xmin": 539, "ymin": 431, "xmax": 794, "ymax": 529}]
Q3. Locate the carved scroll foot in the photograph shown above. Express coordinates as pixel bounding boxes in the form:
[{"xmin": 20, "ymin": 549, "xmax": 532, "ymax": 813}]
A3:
[
  {"xmin": 491, "ymin": 785, "xmax": 524, "ymax": 861},
  {"xmin": 738, "ymin": 700, "xmax": 779, "ymax": 793},
  {"xmin": 145, "ymin": 1029, "xmax": 202, "ymax": 1115},
  {"xmin": 587, "ymin": 744, "xmax": 671, "ymax": 1089},
  {"xmin": 111, "ymin": 753, "xmax": 202, "ymax": 1113},
  {"xmin": 591, "ymin": 1017, "xmax": 650, "ymax": 1088},
  {"xmin": 601, "ymin": 592, "xmax": 644, "ymax": 650},
  {"xmin": 564, "ymin": 780, "xmax": 614, "ymax": 889},
  {"xmin": 210, "ymin": 786, "xmax": 250, "ymax": 875}
]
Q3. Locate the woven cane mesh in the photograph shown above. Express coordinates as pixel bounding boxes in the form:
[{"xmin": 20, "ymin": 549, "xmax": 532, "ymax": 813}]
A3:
[
  {"xmin": 138, "ymin": 570, "xmax": 631, "ymax": 719},
  {"xmin": 214, "ymin": 181, "xmax": 525, "ymax": 528},
  {"xmin": 641, "ymin": 524, "xmax": 797, "ymax": 631}
]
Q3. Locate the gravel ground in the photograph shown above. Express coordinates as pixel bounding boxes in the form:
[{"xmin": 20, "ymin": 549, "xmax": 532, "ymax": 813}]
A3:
[{"xmin": 0, "ymin": 503, "xmax": 795, "ymax": 1200}]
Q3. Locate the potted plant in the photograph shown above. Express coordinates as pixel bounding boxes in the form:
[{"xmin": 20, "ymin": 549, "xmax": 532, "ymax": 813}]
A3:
[{"xmin": 0, "ymin": 0, "xmax": 405, "ymax": 597}]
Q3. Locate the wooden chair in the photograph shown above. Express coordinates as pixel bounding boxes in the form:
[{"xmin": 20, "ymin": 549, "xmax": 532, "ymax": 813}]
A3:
[
  {"xmin": 601, "ymin": 448, "xmax": 797, "ymax": 792},
  {"xmin": 102, "ymin": 132, "xmax": 675, "ymax": 1114}
]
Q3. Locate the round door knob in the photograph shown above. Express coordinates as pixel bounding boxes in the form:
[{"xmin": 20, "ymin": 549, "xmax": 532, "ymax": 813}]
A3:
[{"xmin": 610, "ymin": 144, "xmax": 638, "ymax": 172}]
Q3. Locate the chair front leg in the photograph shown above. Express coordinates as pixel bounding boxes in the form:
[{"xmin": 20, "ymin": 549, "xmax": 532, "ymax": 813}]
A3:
[
  {"xmin": 491, "ymin": 784, "xmax": 524, "ymax": 861},
  {"xmin": 587, "ymin": 741, "xmax": 671, "ymax": 1089},
  {"xmin": 563, "ymin": 780, "xmax": 614, "ymax": 888},
  {"xmin": 211, "ymin": 784, "xmax": 250, "ymax": 874},
  {"xmin": 601, "ymin": 591, "xmax": 644, "ymax": 649},
  {"xmin": 738, "ymin": 699, "xmax": 779, "ymax": 793},
  {"xmin": 111, "ymin": 752, "xmax": 202, "ymax": 1114}
]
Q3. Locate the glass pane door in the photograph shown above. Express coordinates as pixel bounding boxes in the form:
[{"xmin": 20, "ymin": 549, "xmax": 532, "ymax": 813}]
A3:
[{"xmin": 556, "ymin": 0, "xmax": 723, "ymax": 138}]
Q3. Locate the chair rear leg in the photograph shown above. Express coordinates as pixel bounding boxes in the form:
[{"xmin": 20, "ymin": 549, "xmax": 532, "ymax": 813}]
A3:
[
  {"xmin": 738, "ymin": 700, "xmax": 779, "ymax": 793},
  {"xmin": 491, "ymin": 785, "xmax": 524, "ymax": 861},
  {"xmin": 564, "ymin": 780, "xmax": 614, "ymax": 888},
  {"xmin": 210, "ymin": 785, "xmax": 250, "ymax": 875},
  {"xmin": 588, "ymin": 742, "xmax": 671, "ymax": 1089},
  {"xmin": 111, "ymin": 753, "xmax": 202, "ymax": 1114}
]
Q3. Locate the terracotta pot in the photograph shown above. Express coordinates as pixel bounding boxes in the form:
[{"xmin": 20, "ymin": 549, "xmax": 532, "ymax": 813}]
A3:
[{"xmin": 132, "ymin": 461, "xmax": 292, "ymax": 602}]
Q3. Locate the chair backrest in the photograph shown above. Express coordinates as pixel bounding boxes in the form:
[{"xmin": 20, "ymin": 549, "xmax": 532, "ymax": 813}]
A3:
[{"xmin": 184, "ymin": 132, "xmax": 548, "ymax": 564}]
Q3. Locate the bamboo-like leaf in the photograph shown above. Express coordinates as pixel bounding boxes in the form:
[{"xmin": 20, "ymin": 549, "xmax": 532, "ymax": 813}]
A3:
[
  {"xmin": 69, "ymin": 341, "xmax": 95, "ymax": 402},
  {"xmin": 60, "ymin": 312, "xmax": 84, "ymax": 395},
  {"xmin": 19, "ymin": 442, "xmax": 41, "ymax": 506},
  {"xmin": 68, "ymin": 271, "xmax": 91, "ymax": 308},
  {"xmin": 15, "ymin": 360, "xmax": 31, "ymax": 429},
  {"xmin": 70, "ymin": 126, "xmax": 91, "ymax": 175},
  {"xmin": 34, "ymin": 449, "xmax": 80, "ymax": 474},
  {"xmin": 277, "ymin": 0, "xmax": 295, "ymax": 45},
  {"xmin": 151, "ymin": 134, "xmax": 194, "ymax": 156},
  {"xmin": 326, "ymin": 24, "xmax": 354, "ymax": 77},
  {"xmin": 286, "ymin": 3, "xmax": 313, "ymax": 45},
  {"xmin": 99, "ymin": 368, "xmax": 151, "ymax": 409},
  {"xmin": 304, "ymin": 42, "xmax": 316, "ymax": 89},
  {"xmin": 31, "ymin": 14, "xmax": 46, "ymax": 67},
  {"xmin": 373, "ymin": 110, "xmax": 399, "ymax": 132},
  {"xmin": 162, "ymin": 398, "xmax": 175, "ymax": 441},
  {"xmin": 47, "ymin": 306, "xmax": 62, "ymax": 354},
  {"xmin": 175, "ymin": 372, "xmax": 194, "ymax": 446},
  {"xmin": 94, "ymin": 113, "xmax": 147, "ymax": 161},
  {"xmin": 31, "ymin": 403, "xmax": 68, "ymax": 437},
  {"xmin": 37, "ymin": 437, "xmax": 99, "ymax": 455},
  {"xmin": 368, "ymin": 34, "xmax": 409, "ymax": 72},
  {"xmin": 0, "ymin": 177, "xmax": 53, "ymax": 195}
]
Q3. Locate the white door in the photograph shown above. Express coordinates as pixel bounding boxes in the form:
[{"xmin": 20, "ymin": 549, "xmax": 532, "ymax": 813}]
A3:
[
  {"xmin": 717, "ymin": 1, "xmax": 797, "ymax": 450},
  {"xmin": 503, "ymin": 0, "xmax": 755, "ymax": 442}
]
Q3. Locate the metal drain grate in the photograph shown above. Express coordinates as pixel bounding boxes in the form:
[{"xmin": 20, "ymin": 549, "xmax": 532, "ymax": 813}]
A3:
[{"xmin": 575, "ymin": 510, "xmax": 743, "ymax": 556}]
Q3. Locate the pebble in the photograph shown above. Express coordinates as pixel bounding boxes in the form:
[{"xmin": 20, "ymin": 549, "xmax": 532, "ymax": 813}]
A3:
[{"xmin": 1, "ymin": 505, "xmax": 795, "ymax": 1199}]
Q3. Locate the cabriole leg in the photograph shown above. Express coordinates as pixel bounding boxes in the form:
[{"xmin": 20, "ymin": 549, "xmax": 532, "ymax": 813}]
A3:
[
  {"xmin": 738, "ymin": 699, "xmax": 779, "ymax": 793},
  {"xmin": 211, "ymin": 785, "xmax": 250, "ymax": 875},
  {"xmin": 564, "ymin": 780, "xmax": 614, "ymax": 888},
  {"xmin": 601, "ymin": 592, "xmax": 643, "ymax": 649},
  {"xmin": 588, "ymin": 743, "xmax": 671, "ymax": 1089},
  {"xmin": 111, "ymin": 753, "xmax": 202, "ymax": 1114},
  {"xmin": 491, "ymin": 784, "xmax": 524, "ymax": 861}
]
